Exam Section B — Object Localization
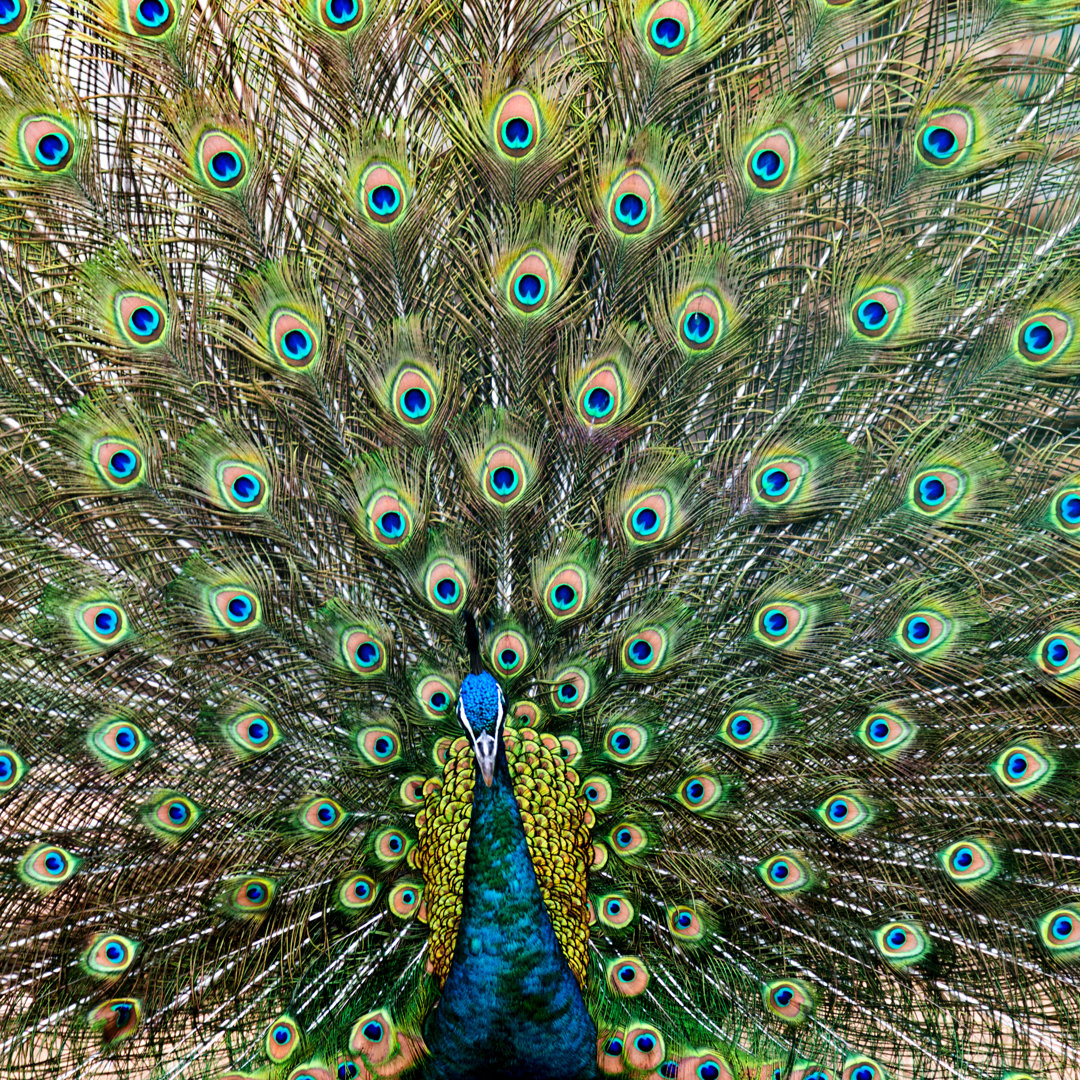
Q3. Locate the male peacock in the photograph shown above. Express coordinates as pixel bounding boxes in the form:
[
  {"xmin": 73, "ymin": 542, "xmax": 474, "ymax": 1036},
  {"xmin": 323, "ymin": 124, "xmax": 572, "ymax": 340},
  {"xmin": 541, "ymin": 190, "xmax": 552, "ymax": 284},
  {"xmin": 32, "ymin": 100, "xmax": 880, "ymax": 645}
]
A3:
[{"xmin": 0, "ymin": 0, "xmax": 1079, "ymax": 1077}]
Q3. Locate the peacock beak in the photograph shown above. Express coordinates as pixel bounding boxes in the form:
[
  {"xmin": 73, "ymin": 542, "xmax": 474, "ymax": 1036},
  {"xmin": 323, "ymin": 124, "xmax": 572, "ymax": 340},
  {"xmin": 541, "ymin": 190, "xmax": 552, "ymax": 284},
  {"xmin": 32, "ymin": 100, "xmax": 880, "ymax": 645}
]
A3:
[{"xmin": 472, "ymin": 730, "xmax": 498, "ymax": 787}]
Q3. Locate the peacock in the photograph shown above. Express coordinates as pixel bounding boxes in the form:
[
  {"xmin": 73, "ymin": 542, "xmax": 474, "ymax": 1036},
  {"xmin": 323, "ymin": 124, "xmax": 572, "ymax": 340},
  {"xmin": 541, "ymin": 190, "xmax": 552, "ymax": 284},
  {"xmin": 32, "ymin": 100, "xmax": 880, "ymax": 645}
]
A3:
[{"xmin": 1, "ymin": 0, "xmax": 1080, "ymax": 1076}]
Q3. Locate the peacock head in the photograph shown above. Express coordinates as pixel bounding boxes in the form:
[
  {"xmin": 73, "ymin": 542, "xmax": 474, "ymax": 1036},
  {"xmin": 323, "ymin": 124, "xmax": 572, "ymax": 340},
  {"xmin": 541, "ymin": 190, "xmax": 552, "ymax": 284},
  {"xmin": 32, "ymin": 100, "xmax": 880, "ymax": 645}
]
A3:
[{"xmin": 456, "ymin": 671, "xmax": 505, "ymax": 787}]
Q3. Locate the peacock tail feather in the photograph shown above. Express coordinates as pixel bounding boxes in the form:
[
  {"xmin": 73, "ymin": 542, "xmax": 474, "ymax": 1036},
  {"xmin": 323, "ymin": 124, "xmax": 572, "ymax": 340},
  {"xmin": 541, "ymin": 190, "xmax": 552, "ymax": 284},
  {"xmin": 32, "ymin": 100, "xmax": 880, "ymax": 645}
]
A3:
[{"xmin": 0, "ymin": 0, "xmax": 1079, "ymax": 1077}]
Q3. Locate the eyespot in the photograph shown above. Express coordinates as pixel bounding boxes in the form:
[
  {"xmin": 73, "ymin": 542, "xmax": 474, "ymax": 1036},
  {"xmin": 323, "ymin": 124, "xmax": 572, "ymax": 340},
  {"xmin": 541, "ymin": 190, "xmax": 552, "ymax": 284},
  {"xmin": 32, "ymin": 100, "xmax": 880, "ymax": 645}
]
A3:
[
  {"xmin": 550, "ymin": 666, "xmax": 589, "ymax": 711},
  {"xmin": 507, "ymin": 250, "xmax": 553, "ymax": 315},
  {"xmin": 752, "ymin": 458, "xmax": 808, "ymax": 508},
  {"xmin": 623, "ymin": 489, "xmax": 673, "ymax": 545},
  {"xmin": 1035, "ymin": 630, "xmax": 1080, "ymax": 676},
  {"xmin": 677, "ymin": 774, "xmax": 723, "ymax": 812},
  {"xmin": 512, "ymin": 700, "xmax": 541, "ymax": 728},
  {"xmin": 269, "ymin": 308, "xmax": 320, "ymax": 372},
  {"xmin": 939, "ymin": 839, "xmax": 998, "ymax": 887},
  {"xmin": 603, "ymin": 723, "xmax": 648, "ymax": 763},
  {"xmin": 574, "ymin": 363, "xmax": 624, "ymax": 426},
  {"xmin": 606, "ymin": 956, "xmax": 649, "ymax": 996},
  {"xmin": 0, "ymin": 747, "xmax": 26, "ymax": 791},
  {"xmin": 91, "ymin": 438, "xmax": 146, "ymax": 489},
  {"xmin": 299, "ymin": 797, "xmax": 345, "ymax": 834},
  {"xmin": 338, "ymin": 873, "xmax": 378, "ymax": 910},
  {"xmin": 349, "ymin": 1010, "xmax": 395, "ymax": 1060},
  {"xmin": 432, "ymin": 736, "xmax": 453, "ymax": 766},
  {"xmin": 1038, "ymin": 904, "xmax": 1080, "ymax": 959},
  {"xmin": 490, "ymin": 630, "xmax": 529, "ymax": 677},
  {"xmin": 197, "ymin": 130, "xmax": 248, "ymax": 190},
  {"xmin": 620, "ymin": 627, "xmax": 667, "ymax": 674},
  {"xmin": 851, "ymin": 287, "xmax": 904, "ymax": 340},
  {"xmin": 125, "ymin": 0, "xmax": 175, "ymax": 35},
  {"xmin": 374, "ymin": 827, "xmax": 411, "ymax": 864},
  {"xmin": 720, "ymin": 708, "xmax": 776, "ymax": 752},
  {"xmin": 896, "ymin": 609, "xmax": 951, "ymax": 655},
  {"xmin": 335, "ymin": 1063, "xmax": 361, "ymax": 1080},
  {"xmin": 745, "ymin": 129, "xmax": 797, "ymax": 192},
  {"xmin": 1050, "ymin": 482, "xmax": 1080, "ymax": 534},
  {"xmin": 358, "ymin": 727, "xmax": 402, "ymax": 766},
  {"xmin": 114, "ymin": 292, "xmax": 167, "ymax": 347},
  {"xmin": 85, "ymin": 933, "xmax": 139, "ymax": 976},
  {"xmin": 857, "ymin": 709, "xmax": 916, "ymax": 755},
  {"xmin": 391, "ymin": 366, "xmax": 438, "ymax": 428},
  {"xmin": 388, "ymin": 881, "xmax": 422, "ymax": 917},
  {"xmin": 319, "ymin": 0, "xmax": 364, "ymax": 31},
  {"xmin": 421, "ymin": 557, "xmax": 470, "ymax": 618},
  {"xmin": 146, "ymin": 793, "xmax": 202, "ymax": 839},
  {"xmin": 399, "ymin": 774, "xmax": 426, "ymax": 806},
  {"xmin": 815, "ymin": 793, "xmax": 872, "ymax": 834},
  {"xmin": 416, "ymin": 675, "xmax": 455, "ymax": 718},
  {"xmin": 359, "ymin": 162, "xmax": 407, "ymax": 226},
  {"xmin": 493, "ymin": 90, "xmax": 540, "ymax": 159},
  {"xmin": 540, "ymin": 566, "xmax": 589, "ymax": 621},
  {"xmin": 558, "ymin": 735, "xmax": 582, "ymax": 765},
  {"xmin": 609, "ymin": 822, "xmax": 648, "ymax": 857},
  {"xmin": 607, "ymin": 169, "xmax": 657, "ymax": 236},
  {"xmin": 77, "ymin": 601, "xmax": 130, "ymax": 647},
  {"xmin": 909, "ymin": 466, "xmax": 965, "ymax": 516},
  {"xmin": 753, "ymin": 601, "xmax": 809, "ymax": 648},
  {"xmin": 676, "ymin": 288, "xmax": 724, "ymax": 351},
  {"xmin": 991, "ymin": 742, "xmax": 1054, "ymax": 794},
  {"xmin": 581, "ymin": 776, "xmax": 613, "ymax": 812},
  {"xmin": 644, "ymin": 0, "xmax": 691, "ymax": 55},
  {"xmin": 758, "ymin": 852, "xmax": 812, "ymax": 894},
  {"xmin": 842, "ymin": 1058, "xmax": 887, "ymax": 1080},
  {"xmin": 365, "ymin": 490, "xmax": 414, "ymax": 547},
  {"xmin": 19, "ymin": 116, "xmax": 75, "ymax": 172},
  {"xmin": 917, "ymin": 109, "xmax": 974, "ymax": 167},
  {"xmin": 677, "ymin": 1055, "xmax": 735, "ymax": 1080},
  {"xmin": 210, "ymin": 587, "xmax": 260, "ymax": 632},
  {"xmin": 341, "ymin": 627, "xmax": 387, "ymax": 676},
  {"xmin": 1016, "ymin": 311, "xmax": 1073, "ymax": 365},
  {"xmin": 88, "ymin": 998, "xmax": 141, "ymax": 1043},
  {"xmin": 873, "ymin": 920, "xmax": 931, "ymax": 967},
  {"xmin": 599, "ymin": 1033, "xmax": 625, "ymax": 1070},
  {"xmin": 20, "ymin": 844, "xmax": 80, "ymax": 889},
  {"xmin": 215, "ymin": 461, "xmax": 270, "ymax": 513},
  {"xmin": 223, "ymin": 711, "xmax": 280, "ymax": 758},
  {"xmin": 667, "ymin": 904, "xmax": 704, "ymax": 941},
  {"xmin": 88, "ymin": 718, "xmax": 150, "ymax": 769},
  {"xmin": 597, "ymin": 892, "xmax": 635, "ymax": 929},
  {"xmin": 482, "ymin": 445, "xmax": 529, "ymax": 506},
  {"xmin": 625, "ymin": 1025, "xmax": 664, "ymax": 1071},
  {"xmin": 225, "ymin": 876, "xmax": 276, "ymax": 915},
  {"xmin": 266, "ymin": 1016, "xmax": 301, "ymax": 1063},
  {"xmin": 0, "ymin": 0, "xmax": 29, "ymax": 34},
  {"xmin": 762, "ymin": 978, "xmax": 814, "ymax": 1024}
]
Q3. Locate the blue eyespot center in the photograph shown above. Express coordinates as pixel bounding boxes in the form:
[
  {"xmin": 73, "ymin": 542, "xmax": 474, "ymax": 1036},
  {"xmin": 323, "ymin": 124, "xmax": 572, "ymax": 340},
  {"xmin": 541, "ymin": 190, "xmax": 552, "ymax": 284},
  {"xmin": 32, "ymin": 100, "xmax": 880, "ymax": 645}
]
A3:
[
  {"xmin": 227, "ymin": 595, "xmax": 253, "ymax": 621},
  {"xmin": 44, "ymin": 852, "xmax": 65, "ymax": 874},
  {"xmin": 1060, "ymin": 494, "xmax": 1080, "ymax": 523},
  {"xmin": 635, "ymin": 1034, "xmax": 655, "ymax": 1052},
  {"xmin": 629, "ymin": 638, "xmax": 652, "ymax": 662},
  {"xmin": 685, "ymin": 780, "xmax": 705, "ymax": 802},
  {"xmin": 0, "ymin": 755, "xmax": 11, "ymax": 781},
  {"xmin": 887, "ymin": 928, "xmax": 907, "ymax": 948},
  {"xmin": 585, "ymin": 386, "xmax": 613, "ymax": 417},
  {"xmin": 1047, "ymin": 638, "xmax": 1069, "ymax": 666},
  {"xmin": 615, "ymin": 192, "xmax": 646, "ymax": 226},
  {"xmin": 677, "ymin": 911, "xmax": 692, "ymax": 927},
  {"xmin": 115, "ymin": 726, "xmax": 135, "ymax": 751},
  {"xmin": 652, "ymin": 15, "xmax": 684, "ymax": 46},
  {"xmin": 919, "ymin": 475, "xmax": 946, "ymax": 505},
  {"xmin": 632, "ymin": 506, "xmax": 659, "ymax": 534},
  {"xmin": 606, "ymin": 899, "xmax": 621, "ymax": 915},
  {"xmin": 858, "ymin": 299, "xmax": 888, "ymax": 330},
  {"xmin": 854, "ymin": 1069, "xmax": 875, "ymax": 1080},
  {"xmin": 326, "ymin": 0, "xmax": 358, "ymax": 22},
  {"xmin": 1052, "ymin": 915, "xmax": 1073, "ymax": 940},
  {"xmin": 907, "ymin": 617, "xmax": 930, "ymax": 643},
  {"xmin": 953, "ymin": 847, "xmax": 973, "ymax": 870},
  {"xmin": 369, "ymin": 184, "xmax": 400, "ymax": 215},
  {"xmin": 108, "ymin": 449, "xmax": 137, "ymax": 478},
  {"xmin": 273, "ymin": 1025, "xmax": 291, "ymax": 1044},
  {"xmin": 828, "ymin": 799, "xmax": 847, "ymax": 821},
  {"xmin": 387, "ymin": 834, "xmax": 402, "ymax": 852},
  {"xmin": 339, "ymin": 1063, "xmax": 360, "ymax": 1080},
  {"xmin": 318, "ymin": 803, "xmax": 336, "ymax": 824},
  {"xmin": 558, "ymin": 682, "xmax": 578, "ymax": 702},
  {"xmin": 491, "ymin": 466, "xmax": 518, "ymax": 495},
  {"xmin": 105, "ymin": 942, "xmax": 124, "ymax": 962},
  {"xmin": 282, "ymin": 328, "xmax": 312, "ymax": 359},
  {"xmin": 129, "ymin": 305, "xmax": 160, "ymax": 336},
  {"xmin": 616, "ymin": 828, "xmax": 632, "ymax": 846},
  {"xmin": 401, "ymin": 386, "xmax": 430, "ymax": 418},
  {"xmin": 429, "ymin": 691, "xmax": 448, "ymax": 709},
  {"xmin": 435, "ymin": 577, "xmax": 459, "ymax": 603},
  {"xmin": 618, "ymin": 964, "xmax": 636, "ymax": 981},
  {"xmin": 551, "ymin": 583, "xmax": 577, "ymax": 609},
  {"xmin": 501, "ymin": 117, "xmax": 532, "ymax": 149},
  {"xmin": 137, "ymin": 0, "xmax": 169, "ymax": 25},
  {"xmin": 0, "ymin": 0, "xmax": 22, "ymax": 25},
  {"xmin": 514, "ymin": 273, "xmax": 544, "ymax": 306},
  {"xmin": 378, "ymin": 511, "xmax": 404, "ymax": 538},
  {"xmin": 1024, "ymin": 321, "xmax": 1054, "ymax": 354},
  {"xmin": 699, "ymin": 1065, "xmax": 721, "ymax": 1080},
  {"xmin": 210, "ymin": 150, "xmax": 241, "ymax": 182},
  {"xmin": 231, "ymin": 474, "xmax": 260, "ymax": 503},
  {"xmin": 499, "ymin": 648, "xmax": 519, "ymax": 669},
  {"xmin": 770, "ymin": 861, "xmax": 789, "ymax": 881},
  {"xmin": 774, "ymin": 987, "xmax": 793, "ymax": 1006},
  {"xmin": 684, "ymin": 310, "xmax": 713, "ymax": 342},
  {"xmin": 613, "ymin": 732, "xmax": 631, "ymax": 752},
  {"xmin": 374, "ymin": 736, "xmax": 393, "ymax": 757},
  {"xmin": 36, "ymin": 132, "xmax": 69, "ymax": 166},
  {"xmin": 763, "ymin": 609, "xmax": 788, "ymax": 636},
  {"xmin": 95, "ymin": 608, "xmax": 119, "ymax": 634},
  {"xmin": 168, "ymin": 801, "xmax": 188, "ymax": 824},
  {"xmin": 762, "ymin": 468, "xmax": 789, "ymax": 495},
  {"xmin": 923, "ymin": 125, "xmax": 957, "ymax": 158},
  {"xmin": 606, "ymin": 1039, "xmax": 623, "ymax": 1054},
  {"xmin": 733, "ymin": 715, "xmax": 753, "ymax": 738},
  {"xmin": 1007, "ymin": 753, "xmax": 1027, "ymax": 778},
  {"xmin": 752, "ymin": 148, "xmax": 783, "ymax": 181},
  {"xmin": 869, "ymin": 719, "xmax": 890, "ymax": 742}
]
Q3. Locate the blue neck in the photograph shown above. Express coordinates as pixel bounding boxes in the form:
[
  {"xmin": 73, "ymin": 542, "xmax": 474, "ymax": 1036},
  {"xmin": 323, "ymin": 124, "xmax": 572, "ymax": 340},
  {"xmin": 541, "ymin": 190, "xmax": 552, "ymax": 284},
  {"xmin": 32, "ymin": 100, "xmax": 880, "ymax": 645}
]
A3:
[{"xmin": 423, "ymin": 747, "xmax": 597, "ymax": 1080}]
